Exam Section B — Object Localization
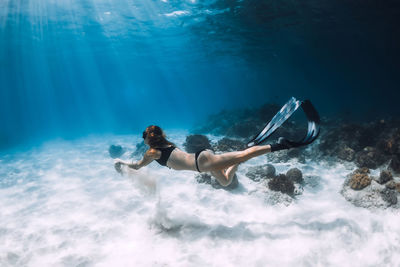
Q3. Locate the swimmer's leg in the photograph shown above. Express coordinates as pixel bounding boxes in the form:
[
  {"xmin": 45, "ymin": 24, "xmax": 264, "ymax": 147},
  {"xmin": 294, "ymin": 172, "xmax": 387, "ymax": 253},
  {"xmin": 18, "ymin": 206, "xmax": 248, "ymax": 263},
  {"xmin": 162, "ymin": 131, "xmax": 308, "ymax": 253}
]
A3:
[
  {"xmin": 200, "ymin": 145, "xmax": 271, "ymax": 172},
  {"xmin": 210, "ymin": 163, "xmax": 240, "ymax": 187}
]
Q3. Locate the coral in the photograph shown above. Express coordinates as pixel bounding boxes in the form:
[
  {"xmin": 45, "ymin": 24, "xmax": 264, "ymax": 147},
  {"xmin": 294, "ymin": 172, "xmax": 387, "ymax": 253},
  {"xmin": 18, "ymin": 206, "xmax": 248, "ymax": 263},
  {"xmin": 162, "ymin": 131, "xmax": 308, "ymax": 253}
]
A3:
[
  {"xmin": 384, "ymin": 181, "xmax": 400, "ymax": 193},
  {"xmin": 108, "ymin": 145, "xmax": 125, "ymax": 158},
  {"xmin": 183, "ymin": 135, "xmax": 212, "ymax": 153},
  {"xmin": 195, "ymin": 173, "xmax": 238, "ymax": 190},
  {"xmin": 389, "ymin": 155, "xmax": 400, "ymax": 174},
  {"xmin": 286, "ymin": 168, "xmax": 303, "ymax": 183},
  {"xmin": 225, "ymin": 119, "xmax": 262, "ymax": 138},
  {"xmin": 268, "ymin": 174, "xmax": 295, "ymax": 195},
  {"xmin": 349, "ymin": 173, "xmax": 371, "ymax": 190},
  {"xmin": 377, "ymin": 170, "xmax": 393, "ymax": 185},
  {"xmin": 246, "ymin": 164, "xmax": 276, "ymax": 181},
  {"xmin": 337, "ymin": 144, "xmax": 355, "ymax": 161},
  {"xmin": 378, "ymin": 128, "xmax": 400, "ymax": 155},
  {"xmin": 380, "ymin": 188, "xmax": 398, "ymax": 206},
  {"xmin": 213, "ymin": 137, "xmax": 246, "ymax": 152},
  {"xmin": 355, "ymin": 147, "xmax": 386, "ymax": 169},
  {"xmin": 354, "ymin": 167, "xmax": 370, "ymax": 174}
]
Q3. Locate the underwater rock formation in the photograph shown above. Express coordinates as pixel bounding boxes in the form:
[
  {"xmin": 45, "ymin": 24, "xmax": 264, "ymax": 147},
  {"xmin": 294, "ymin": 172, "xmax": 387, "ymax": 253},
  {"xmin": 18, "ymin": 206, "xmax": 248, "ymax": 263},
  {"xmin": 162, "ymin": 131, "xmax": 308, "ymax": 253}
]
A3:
[
  {"xmin": 317, "ymin": 119, "xmax": 399, "ymax": 169},
  {"xmin": 193, "ymin": 102, "xmax": 302, "ymax": 141},
  {"xmin": 245, "ymin": 164, "xmax": 276, "ymax": 182},
  {"xmin": 268, "ymin": 174, "xmax": 295, "ymax": 195},
  {"xmin": 108, "ymin": 145, "xmax": 125, "ymax": 158},
  {"xmin": 195, "ymin": 173, "xmax": 238, "ymax": 190},
  {"xmin": 213, "ymin": 137, "xmax": 246, "ymax": 152},
  {"xmin": 183, "ymin": 135, "xmax": 212, "ymax": 153},
  {"xmin": 355, "ymin": 147, "xmax": 386, "ymax": 169},
  {"xmin": 337, "ymin": 144, "xmax": 356, "ymax": 162},
  {"xmin": 377, "ymin": 170, "xmax": 393, "ymax": 185},
  {"xmin": 389, "ymin": 155, "xmax": 400, "ymax": 174},
  {"xmin": 194, "ymin": 103, "xmax": 400, "ymax": 171},
  {"xmin": 341, "ymin": 168, "xmax": 400, "ymax": 209},
  {"xmin": 265, "ymin": 148, "xmax": 306, "ymax": 164},
  {"xmin": 348, "ymin": 172, "xmax": 371, "ymax": 190},
  {"xmin": 385, "ymin": 180, "xmax": 400, "ymax": 193},
  {"xmin": 378, "ymin": 128, "xmax": 400, "ymax": 155},
  {"xmin": 225, "ymin": 119, "xmax": 262, "ymax": 139},
  {"xmin": 286, "ymin": 168, "xmax": 303, "ymax": 183},
  {"xmin": 380, "ymin": 188, "xmax": 398, "ymax": 205}
]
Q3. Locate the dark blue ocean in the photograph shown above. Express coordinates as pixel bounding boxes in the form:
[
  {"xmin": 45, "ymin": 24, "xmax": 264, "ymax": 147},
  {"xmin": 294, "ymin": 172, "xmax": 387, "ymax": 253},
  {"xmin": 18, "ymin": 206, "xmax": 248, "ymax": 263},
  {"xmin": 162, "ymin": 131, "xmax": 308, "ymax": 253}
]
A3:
[
  {"xmin": 1, "ymin": 0, "xmax": 400, "ymax": 148},
  {"xmin": 1, "ymin": 1, "xmax": 400, "ymax": 266}
]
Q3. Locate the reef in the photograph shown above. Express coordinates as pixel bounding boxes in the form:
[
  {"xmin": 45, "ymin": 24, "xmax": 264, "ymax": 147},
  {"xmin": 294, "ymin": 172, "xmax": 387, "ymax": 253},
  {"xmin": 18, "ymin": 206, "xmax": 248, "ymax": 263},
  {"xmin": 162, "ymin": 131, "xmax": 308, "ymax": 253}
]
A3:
[
  {"xmin": 268, "ymin": 174, "xmax": 295, "ymax": 195},
  {"xmin": 245, "ymin": 164, "xmax": 276, "ymax": 182},
  {"xmin": 108, "ymin": 145, "xmax": 125, "ymax": 158},
  {"xmin": 245, "ymin": 164, "xmax": 304, "ymax": 199},
  {"xmin": 195, "ymin": 173, "xmax": 238, "ymax": 190},
  {"xmin": 341, "ymin": 168, "xmax": 400, "ymax": 209},
  {"xmin": 318, "ymin": 120, "xmax": 400, "ymax": 170},
  {"xmin": 183, "ymin": 135, "xmax": 213, "ymax": 153},
  {"xmin": 188, "ymin": 103, "xmax": 400, "ymax": 208},
  {"xmin": 213, "ymin": 137, "xmax": 246, "ymax": 152},
  {"xmin": 286, "ymin": 168, "xmax": 303, "ymax": 183}
]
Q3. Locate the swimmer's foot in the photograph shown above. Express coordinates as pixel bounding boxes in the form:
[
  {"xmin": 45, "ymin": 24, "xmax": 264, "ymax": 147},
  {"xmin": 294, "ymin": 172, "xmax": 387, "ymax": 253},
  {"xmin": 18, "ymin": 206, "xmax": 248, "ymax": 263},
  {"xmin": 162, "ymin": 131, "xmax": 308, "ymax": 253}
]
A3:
[{"xmin": 270, "ymin": 137, "xmax": 295, "ymax": 152}]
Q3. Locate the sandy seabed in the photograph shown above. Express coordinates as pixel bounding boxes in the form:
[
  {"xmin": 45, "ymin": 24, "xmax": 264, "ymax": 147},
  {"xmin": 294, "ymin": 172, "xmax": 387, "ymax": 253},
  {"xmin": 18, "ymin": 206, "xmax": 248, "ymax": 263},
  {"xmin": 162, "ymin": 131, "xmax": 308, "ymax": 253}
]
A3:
[{"xmin": 1, "ymin": 131, "xmax": 399, "ymax": 267}]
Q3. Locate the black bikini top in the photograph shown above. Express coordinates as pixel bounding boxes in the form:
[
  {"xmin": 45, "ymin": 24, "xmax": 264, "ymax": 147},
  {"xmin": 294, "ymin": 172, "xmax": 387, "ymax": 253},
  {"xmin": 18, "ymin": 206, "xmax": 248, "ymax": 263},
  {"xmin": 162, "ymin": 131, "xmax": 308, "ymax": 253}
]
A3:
[{"xmin": 155, "ymin": 146, "xmax": 176, "ymax": 167}]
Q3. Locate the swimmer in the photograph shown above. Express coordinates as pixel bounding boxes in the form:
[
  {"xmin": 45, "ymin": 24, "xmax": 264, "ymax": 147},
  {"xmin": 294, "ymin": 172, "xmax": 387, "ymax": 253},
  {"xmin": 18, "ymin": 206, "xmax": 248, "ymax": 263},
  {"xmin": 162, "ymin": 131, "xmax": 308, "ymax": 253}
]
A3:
[{"xmin": 114, "ymin": 125, "xmax": 294, "ymax": 187}]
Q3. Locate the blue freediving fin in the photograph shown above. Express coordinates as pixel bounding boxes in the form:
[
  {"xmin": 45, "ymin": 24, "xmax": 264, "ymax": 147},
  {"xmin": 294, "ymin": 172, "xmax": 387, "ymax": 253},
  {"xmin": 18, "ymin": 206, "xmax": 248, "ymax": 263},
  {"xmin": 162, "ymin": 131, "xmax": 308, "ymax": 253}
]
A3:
[{"xmin": 246, "ymin": 97, "xmax": 320, "ymax": 148}]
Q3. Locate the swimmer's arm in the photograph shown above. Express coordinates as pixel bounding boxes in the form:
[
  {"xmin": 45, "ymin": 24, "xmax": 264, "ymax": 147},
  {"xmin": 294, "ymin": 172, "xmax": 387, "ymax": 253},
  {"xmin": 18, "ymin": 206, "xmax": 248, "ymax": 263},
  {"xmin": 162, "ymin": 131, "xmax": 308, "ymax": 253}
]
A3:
[
  {"xmin": 120, "ymin": 150, "xmax": 157, "ymax": 170},
  {"xmin": 128, "ymin": 155, "xmax": 153, "ymax": 170}
]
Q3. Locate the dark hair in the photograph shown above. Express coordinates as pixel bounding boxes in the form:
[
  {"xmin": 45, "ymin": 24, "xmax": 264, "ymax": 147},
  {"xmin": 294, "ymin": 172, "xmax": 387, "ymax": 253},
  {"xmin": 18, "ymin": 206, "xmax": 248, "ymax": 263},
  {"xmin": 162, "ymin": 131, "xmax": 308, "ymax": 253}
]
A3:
[{"xmin": 144, "ymin": 125, "xmax": 175, "ymax": 148}]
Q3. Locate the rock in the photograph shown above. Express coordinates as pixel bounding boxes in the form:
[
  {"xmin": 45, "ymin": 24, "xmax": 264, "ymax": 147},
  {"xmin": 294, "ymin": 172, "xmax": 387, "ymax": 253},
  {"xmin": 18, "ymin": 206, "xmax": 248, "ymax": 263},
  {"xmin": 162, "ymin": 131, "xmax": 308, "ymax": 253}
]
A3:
[
  {"xmin": 337, "ymin": 144, "xmax": 355, "ymax": 161},
  {"xmin": 183, "ymin": 135, "xmax": 212, "ymax": 153},
  {"xmin": 196, "ymin": 173, "xmax": 212, "ymax": 184},
  {"xmin": 341, "ymin": 179, "xmax": 395, "ymax": 209},
  {"xmin": 225, "ymin": 119, "xmax": 262, "ymax": 138},
  {"xmin": 389, "ymin": 155, "xmax": 400, "ymax": 174},
  {"xmin": 286, "ymin": 168, "xmax": 303, "ymax": 183},
  {"xmin": 195, "ymin": 173, "xmax": 239, "ymax": 190},
  {"xmin": 354, "ymin": 167, "xmax": 370, "ymax": 174},
  {"xmin": 108, "ymin": 145, "xmax": 125, "ymax": 158},
  {"xmin": 380, "ymin": 188, "xmax": 398, "ymax": 206},
  {"xmin": 377, "ymin": 170, "xmax": 393, "ymax": 185},
  {"xmin": 245, "ymin": 164, "xmax": 276, "ymax": 182},
  {"xmin": 268, "ymin": 174, "xmax": 295, "ymax": 195},
  {"xmin": 349, "ymin": 173, "xmax": 371, "ymax": 190},
  {"xmin": 385, "ymin": 180, "xmax": 397, "ymax": 190},
  {"xmin": 355, "ymin": 147, "xmax": 386, "ymax": 169},
  {"xmin": 384, "ymin": 181, "xmax": 400, "ymax": 193},
  {"xmin": 214, "ymin": 137, "xmax": 246, "ymax": 152},
  {"xmin": 378, "ymin": 128, "xmax": 400, "ymax": 155}
]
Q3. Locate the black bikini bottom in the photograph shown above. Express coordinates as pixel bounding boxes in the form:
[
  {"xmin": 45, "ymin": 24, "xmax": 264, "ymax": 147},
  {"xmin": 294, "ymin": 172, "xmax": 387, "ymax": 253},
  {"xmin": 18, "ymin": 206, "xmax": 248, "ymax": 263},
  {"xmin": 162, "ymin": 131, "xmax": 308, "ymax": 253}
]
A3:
[{"xmin": 195, "ymin": 149, "xmax": 208, "ymax": 172}]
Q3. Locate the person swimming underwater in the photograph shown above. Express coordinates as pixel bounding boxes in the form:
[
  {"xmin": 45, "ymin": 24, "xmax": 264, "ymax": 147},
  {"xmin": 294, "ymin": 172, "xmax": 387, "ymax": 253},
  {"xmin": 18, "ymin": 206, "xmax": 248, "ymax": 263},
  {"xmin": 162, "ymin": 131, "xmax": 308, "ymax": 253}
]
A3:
[{"xmin": 114, "ymin": 125, "xmax": 294, "ymax": 187}]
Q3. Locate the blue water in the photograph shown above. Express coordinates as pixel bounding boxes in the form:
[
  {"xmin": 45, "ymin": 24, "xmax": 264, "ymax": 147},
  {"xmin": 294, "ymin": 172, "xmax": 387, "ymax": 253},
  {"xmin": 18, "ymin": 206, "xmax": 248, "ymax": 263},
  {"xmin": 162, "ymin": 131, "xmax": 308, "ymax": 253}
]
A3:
[
  {"xmin": 1, "ymin": 0, "xmax": 400, "ymax": 148},
  {"xmin": 1, "ymin": 2, "xmax": 400, "ymax": 266}
]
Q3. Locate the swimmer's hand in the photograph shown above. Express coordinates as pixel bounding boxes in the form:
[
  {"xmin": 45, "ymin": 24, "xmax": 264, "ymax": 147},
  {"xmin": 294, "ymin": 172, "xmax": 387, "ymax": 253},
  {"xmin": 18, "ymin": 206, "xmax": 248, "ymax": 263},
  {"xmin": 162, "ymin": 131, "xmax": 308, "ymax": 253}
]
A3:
[
  {"xmin": 114, "ymin": 158, "xmax": 140, "ymax": 170},
  {"xmin": 114, "ymin": 161, "xmax": 123, "ymax": 174},
  {"xmin": 114, "ymin": 158, "xmax": 127, "ymax": 174}
]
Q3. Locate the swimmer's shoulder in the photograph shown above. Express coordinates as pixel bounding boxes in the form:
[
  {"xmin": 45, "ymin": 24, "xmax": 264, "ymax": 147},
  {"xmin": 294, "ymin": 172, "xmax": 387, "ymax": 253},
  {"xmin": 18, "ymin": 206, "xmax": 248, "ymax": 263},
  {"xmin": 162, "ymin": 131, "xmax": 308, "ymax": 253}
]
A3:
[{"xmin": 145, "ymin": 148, "xmax": 161, "ymax": 160}]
